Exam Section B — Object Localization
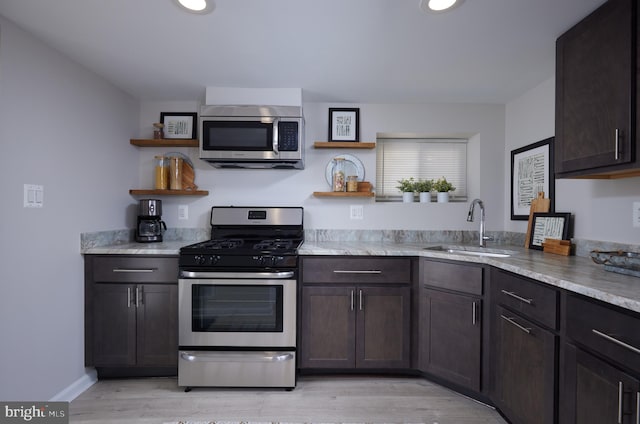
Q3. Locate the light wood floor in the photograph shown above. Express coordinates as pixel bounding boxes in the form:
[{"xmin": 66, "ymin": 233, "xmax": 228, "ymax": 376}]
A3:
[{"xmin": 70, "ymin": 375, "xmax": 507, "ymax": 424}]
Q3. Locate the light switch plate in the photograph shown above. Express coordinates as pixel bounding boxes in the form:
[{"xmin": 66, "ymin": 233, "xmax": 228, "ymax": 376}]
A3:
[
  {"xmin": 24, "ymin": 184, "xmax": 44, "ymax": 208},
  {"xmin": 633, "ymin": 202, "xmax": 640, "ymax": 228},
  {"xmin": 350, "ymin": 205, "xmax": 364, "ymax": 220},
  {"xmin": 178, "ymin": 205, "xmax": 188, "ymax": 220}
]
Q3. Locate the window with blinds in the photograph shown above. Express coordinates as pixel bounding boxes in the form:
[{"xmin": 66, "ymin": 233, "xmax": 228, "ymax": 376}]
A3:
[{"xmin": 376, "ymin": 137, "xmax": 468, "ymax": 200}]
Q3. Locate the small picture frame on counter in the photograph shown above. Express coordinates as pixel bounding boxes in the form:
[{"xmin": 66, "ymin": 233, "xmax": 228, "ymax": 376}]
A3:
[
  {"xmin": 528, "ymin": 212, "xmax": 571, "ymax": 250},
  {"xmin": 329, "ymin": 108, "xmax": 359, "ymax": 142},
  {"xmin": 160, "ymin": 112, "xmax": 197, "ymax": 139}
]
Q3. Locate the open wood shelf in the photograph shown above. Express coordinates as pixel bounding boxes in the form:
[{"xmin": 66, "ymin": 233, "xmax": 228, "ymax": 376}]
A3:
[
  {"xmin": 130, "ymin": 138, "xmax": 198, "ymax": 147},
  {"xmin": 129, "ymin": 189, "xmax": 209, "ymax": 196},
  {"xmin": 314, "ymin": 142, "xmax": 376, "ymax": 149},
  {"xmin": 313, "ymin": 191, "xmax": 375, "ymax": 198}
]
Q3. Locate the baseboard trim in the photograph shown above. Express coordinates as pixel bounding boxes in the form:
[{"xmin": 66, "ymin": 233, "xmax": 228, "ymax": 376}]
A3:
[{"xmin": 50, "ymin": 368, "xmax": 97, "ymax": 402}]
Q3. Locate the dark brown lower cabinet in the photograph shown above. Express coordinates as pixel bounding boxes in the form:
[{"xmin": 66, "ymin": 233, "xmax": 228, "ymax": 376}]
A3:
[
  {"xmin": 299, "ymin": 285, "xmax": 411, "ymax": 369},
  {"xmin": 492, "ymin": 305, "xmax": 557, "ymax": 424},
  {"xmin": 92, "ymin": 283, "xmax": 178, "ymax": 367},
  {"xmin": 85, "ymin": 255, "xmax": 179, "ymax": 377},
  {"xmin": 420, "ymin": 288, "xmax": 481, "ymax": 392},
  {"xmin": 563, "ymin": 343, "xmax": 639, "ymax": 424}
]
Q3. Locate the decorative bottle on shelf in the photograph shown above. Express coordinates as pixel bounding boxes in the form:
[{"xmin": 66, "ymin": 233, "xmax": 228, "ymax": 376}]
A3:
[
  {"xmin": 332, "ymin": 157, "xmax": 346, "ymax": 192},
  {"xmin": 153, "ymin": 122, "xmax": 164, "ymax": 139}
]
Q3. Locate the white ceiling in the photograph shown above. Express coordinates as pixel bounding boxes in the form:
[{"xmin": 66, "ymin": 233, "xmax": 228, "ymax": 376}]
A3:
[{"xmin": 0, "ymin": 0, "xmax": 605, "ymax": 104}]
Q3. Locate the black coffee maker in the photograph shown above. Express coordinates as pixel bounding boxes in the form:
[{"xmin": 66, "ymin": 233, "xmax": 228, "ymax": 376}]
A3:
[{"xmin": 135, "ymin": 199, "xmax": 167, "ymax": 243}]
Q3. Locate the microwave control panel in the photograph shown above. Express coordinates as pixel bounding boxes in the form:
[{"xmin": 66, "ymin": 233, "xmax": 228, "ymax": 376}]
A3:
[{"xmin": 278, "ymin": 122, "xmax": 299, "ymax": 151}]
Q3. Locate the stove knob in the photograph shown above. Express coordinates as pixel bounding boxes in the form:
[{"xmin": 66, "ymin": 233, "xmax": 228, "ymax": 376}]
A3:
[
  {"xmin": 209, "ymin": 255, "xmax": 221, "ymax": 265},
  {"xmin": 194, "ymin": 255, "xmax": 206, "ymax": 265},
  {"xmin": 270, "ymin": 256, "xmax": 282, "ymax": 266}
]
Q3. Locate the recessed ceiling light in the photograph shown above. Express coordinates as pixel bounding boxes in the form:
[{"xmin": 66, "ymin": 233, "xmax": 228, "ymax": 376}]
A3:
[
  {"xmin": 174, "ymin": 0, "xmax": 214, "ymax": 14},
  {"xmin": 419, "ymin": 0, "xmax": 464, "ymax": 13}
]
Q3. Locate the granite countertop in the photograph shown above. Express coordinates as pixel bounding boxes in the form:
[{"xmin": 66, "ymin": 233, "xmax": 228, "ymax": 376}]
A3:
[
  {"xmin": 81, "ymin": 241, "xmax": 185, "ymax": 255},
  {"xmin": 300, "ymin": 241, "xmax": 640, "ymax": 314},
  {"xmin": 82, "ymin": 239, "xmax": 640, "ymax": 314}
]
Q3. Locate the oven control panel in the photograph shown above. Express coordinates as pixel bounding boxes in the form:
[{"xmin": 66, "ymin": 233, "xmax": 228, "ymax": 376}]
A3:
[{"xmin": 180, "ymin": 254, "xmax": 297, "ymax": 269}]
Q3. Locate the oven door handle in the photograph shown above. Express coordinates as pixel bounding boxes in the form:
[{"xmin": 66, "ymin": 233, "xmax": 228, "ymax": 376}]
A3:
[
  {"xmin": 180, "ymin": 351, "xmax": 294, "ymax": 362},
  {"xmin": 179, "ymin": 271, "xmax": 295, "ymax": 279}
]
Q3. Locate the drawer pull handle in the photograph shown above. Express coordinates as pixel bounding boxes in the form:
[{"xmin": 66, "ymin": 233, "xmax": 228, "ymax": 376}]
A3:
[
  {"xmin": 501, "ymin": 314, "xmax": 531, "ymax": 334},
  {"xmin": 113, "ymin": 268, "xmax": 157, "ymax": 273},
  {"xmin": 333, "ymin": 270, "xmax": 382, "ymax": 274},
  {"xmin": 592, "ymin": 329, "xmax": 640, "ymax": 355},
  {"xmin": 501, "ymin": 290, "xmax": 533, "ymax": 305}
]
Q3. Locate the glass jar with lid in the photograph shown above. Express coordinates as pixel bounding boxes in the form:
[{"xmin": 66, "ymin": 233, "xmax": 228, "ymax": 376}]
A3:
[
  {"xmin": 332, "ymin": 157, "xmax": 346, "ymax": 192},
  {"xmin": 154, "ymin": 155, "xmax": 169, "ymax": 190}
]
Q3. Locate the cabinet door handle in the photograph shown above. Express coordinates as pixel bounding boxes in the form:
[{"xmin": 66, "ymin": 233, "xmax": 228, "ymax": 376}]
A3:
[
  {"xmin": 501, "ymin": 290, "xmax": 533, "ymax": 305},
  {"xmin": 592, "ymin": 329, "xmax": 640, "ymax": 355},
  {"xmin": 472, "ymin": 301, "xmax": 478, "ymax": 326},
  {"xmin": 127, "ymin": 287, "xmax": 132, "ymax": 308},
  {"xmin": 359, "ymin": 289, "xmax": 363, "ymax": 311},
  {"xmin": 135, "ymin": 286, "xmax": 141, "ymax": 307},
  {"xmin": 618, "ymin": 381, "xmax": 624, "ymax": 424},
  {"xmin": 333, "ymin": 270, "xmax": 382, "ymax": 274},
  {"xmin": 500, "ymin": 314, "xmax": 531, "ymax": 334},
  {"xmin": 112, "ymin": 268, "xmax": 157, "ymax": 273},
  {"xmin": 615, "ymin": 128, "xmax": 620, "ymax": 161},
  {"xmin": 350, "ymin": 290, "xmax": 355, "ymax": 311},
  {"xmin": 636, "ymin": 392, "xmax": 640, "ymax": 424}
]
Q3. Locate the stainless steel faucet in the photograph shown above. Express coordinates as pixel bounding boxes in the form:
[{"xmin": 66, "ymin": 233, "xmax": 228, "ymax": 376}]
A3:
[{"xmin": 467, "ymin": 199, "xmax": 492, "ymax": 247}]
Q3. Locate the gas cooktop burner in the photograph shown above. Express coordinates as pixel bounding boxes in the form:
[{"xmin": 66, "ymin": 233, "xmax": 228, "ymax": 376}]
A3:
[
  {"xmin": 192, "ymin": 239, "xmax": 245, "ymax": 250},
  {"xmin": 253, "ymin": 239, "xmax": 295, "ymax": 251}
]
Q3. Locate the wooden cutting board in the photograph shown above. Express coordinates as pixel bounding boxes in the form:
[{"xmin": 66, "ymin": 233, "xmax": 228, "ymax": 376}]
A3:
[
  {"xmin": 182, "ymin": 161, "xmax": 198, "ymax": 190},
  {"xmin": 525, "ymin": 192, "xmax": 551, "ymax": 248}
]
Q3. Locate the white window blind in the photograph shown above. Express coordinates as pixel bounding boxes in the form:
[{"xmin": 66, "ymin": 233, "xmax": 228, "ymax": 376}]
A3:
[{"xmin": 376, "ymin": 137, "xmax": 468, "ymax": 200}]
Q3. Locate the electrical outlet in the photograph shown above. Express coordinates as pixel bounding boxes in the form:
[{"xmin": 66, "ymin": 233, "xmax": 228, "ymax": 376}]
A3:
[
  {"xmin": 350, "ymin": 205, "xmax": 364, "ymax": 220},
  {"xmin": 633, "ymin": 202, "xmax": 640, "ymax": 228},
  {"xmin": 24, "ymin": 184, "xmax": 44, "ymax": 208},
  {"xmin": 178, "ymin": 205, "xmax": 188, "ymax": 220}
]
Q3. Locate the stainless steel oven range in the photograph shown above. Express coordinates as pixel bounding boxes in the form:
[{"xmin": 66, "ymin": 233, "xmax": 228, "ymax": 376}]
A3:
[{"xmin": 178, "ymin": 206, "xmax": 303, "ymax": 390}]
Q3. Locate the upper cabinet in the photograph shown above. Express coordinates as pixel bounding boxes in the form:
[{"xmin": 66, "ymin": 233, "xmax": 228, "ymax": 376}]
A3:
[{"xmin": 555, "ymin": 0, "xmax": 640, "ymax": 178}]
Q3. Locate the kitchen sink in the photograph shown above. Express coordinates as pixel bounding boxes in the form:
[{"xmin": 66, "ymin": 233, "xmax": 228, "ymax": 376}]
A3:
[{"xmin": 423, "ymin": 245, "xmax": 517, "ymax": 258}]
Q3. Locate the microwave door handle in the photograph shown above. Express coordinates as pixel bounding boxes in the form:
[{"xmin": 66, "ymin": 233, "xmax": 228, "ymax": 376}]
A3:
[{"xmin": 272, "ymin": 118, "xmax": 280, "ymax": 155}]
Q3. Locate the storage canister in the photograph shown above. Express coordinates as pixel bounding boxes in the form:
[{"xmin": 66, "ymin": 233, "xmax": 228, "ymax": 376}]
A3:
[
  {"xmin": 332, "ymin": 157, "xmax": 346, "ymax": 192},
  {"xmin": 154, "ymin": 155, "xmax": 169, "ymax": 190}
]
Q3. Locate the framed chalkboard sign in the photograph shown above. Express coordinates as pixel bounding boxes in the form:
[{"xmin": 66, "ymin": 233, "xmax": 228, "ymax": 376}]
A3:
[{"xmin": 528, "ymin": 212, "xmax": 570, "ymax": 250}]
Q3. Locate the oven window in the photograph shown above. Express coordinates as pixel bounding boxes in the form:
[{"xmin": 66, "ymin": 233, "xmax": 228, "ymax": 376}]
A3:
[
  {"xmin": 192, "ymin": 284, "xmax": 283, "ymax": 332},
  {"xmin": 202, "ymin": 121, "xmax": 273, "ymax": 151}
]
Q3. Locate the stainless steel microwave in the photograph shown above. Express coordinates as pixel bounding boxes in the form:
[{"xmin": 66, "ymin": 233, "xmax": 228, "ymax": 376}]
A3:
[{"xmin": 199, "ymin": 105, "xmax": 304, "ymax": 169}]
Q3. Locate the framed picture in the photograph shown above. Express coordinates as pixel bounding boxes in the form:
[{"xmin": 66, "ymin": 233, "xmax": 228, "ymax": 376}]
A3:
[
  {"xmin": 329, "ymin": 108, "xmax": 359, "ymax": 142},
  {"xmin": 160, "ymin": 112, "xmax": 197, "ymax": 139},
  {"xmin": 528, "ymin": 212, "xmax": 571, "ymax": 250},
  {"xmin": 511, "ymin": 137, "xmax": 555, "ymax": 220}
]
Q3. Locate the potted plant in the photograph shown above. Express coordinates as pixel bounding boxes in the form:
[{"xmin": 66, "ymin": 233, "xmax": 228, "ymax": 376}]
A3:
[
  {"xmin": 396, "ymin": 178, "xmax": 416, "ymax": 202},
  {"xmin": 414, "ymin": 178, "xmax": 433, "ymax": 203},
  {"xmin": 433, "ymin": 177, "xmax": 455, "ymax": 203}
]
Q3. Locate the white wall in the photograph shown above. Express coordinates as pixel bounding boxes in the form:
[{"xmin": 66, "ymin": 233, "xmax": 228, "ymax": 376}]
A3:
[
  {"xmin": 138, "ymin": 101, "xmax": 506, "ymax": 233},
  {"xmin": 0, "ymin": 17, "xmax": 139, "ymax": 400},
  {"xmin": 505, "ymin": 77, "xmax": 640, "ymax": 244}
]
